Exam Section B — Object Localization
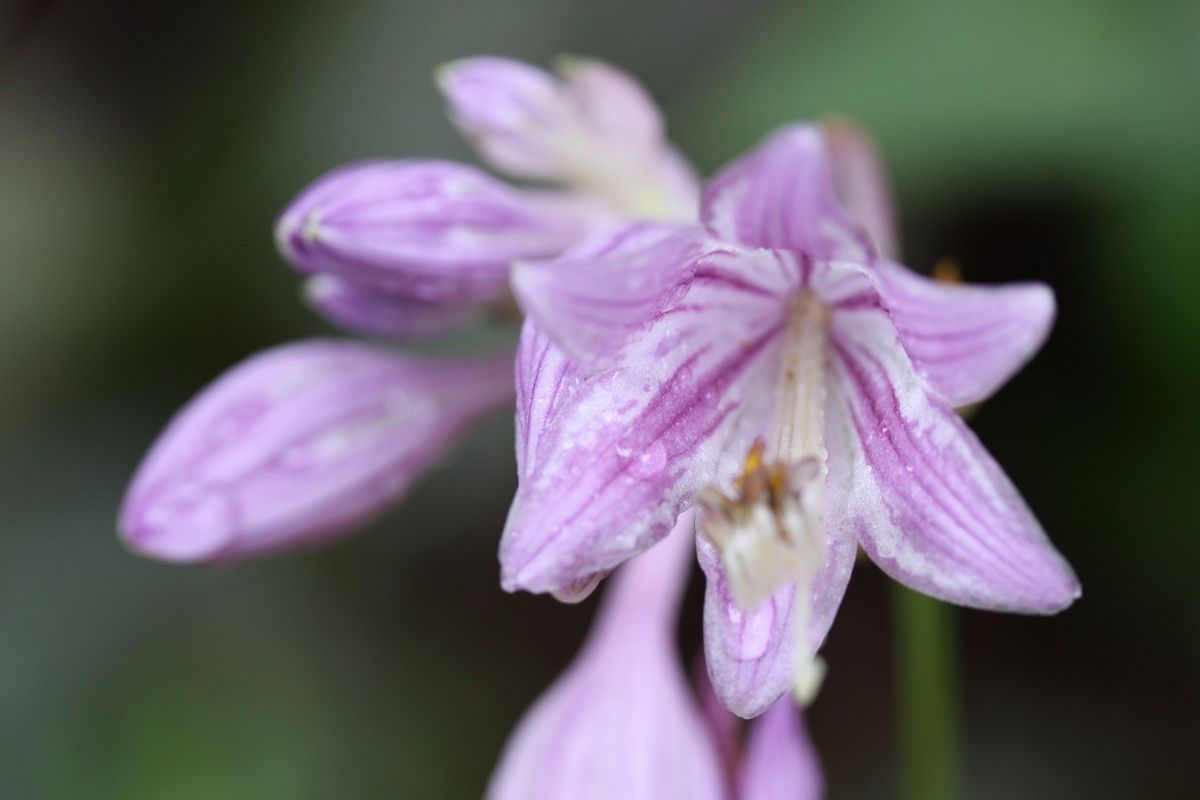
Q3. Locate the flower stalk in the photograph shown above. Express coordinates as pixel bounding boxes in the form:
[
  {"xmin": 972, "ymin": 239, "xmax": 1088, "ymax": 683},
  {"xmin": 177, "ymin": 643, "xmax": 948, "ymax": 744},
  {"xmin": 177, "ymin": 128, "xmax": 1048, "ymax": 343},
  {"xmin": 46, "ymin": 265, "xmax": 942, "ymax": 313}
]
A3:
[{"xmin": 894, "ymin": 584, "xmax": 961, "ymax": 800}]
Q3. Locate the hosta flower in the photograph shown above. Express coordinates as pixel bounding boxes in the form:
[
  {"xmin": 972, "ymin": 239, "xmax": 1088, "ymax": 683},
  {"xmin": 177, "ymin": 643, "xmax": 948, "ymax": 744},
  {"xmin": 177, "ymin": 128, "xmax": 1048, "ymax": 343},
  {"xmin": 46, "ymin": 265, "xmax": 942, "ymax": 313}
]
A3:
[
  {"xmin": 121, "ymin": 56, "xmax": 699, "ymax": 563},
  {"xmin": 502, "ymin": 123, "xmax": 1079, "ymax": 716},
  {"xmin": 489, "ymin": 512, "xmax": 823, "ymax": 799}
]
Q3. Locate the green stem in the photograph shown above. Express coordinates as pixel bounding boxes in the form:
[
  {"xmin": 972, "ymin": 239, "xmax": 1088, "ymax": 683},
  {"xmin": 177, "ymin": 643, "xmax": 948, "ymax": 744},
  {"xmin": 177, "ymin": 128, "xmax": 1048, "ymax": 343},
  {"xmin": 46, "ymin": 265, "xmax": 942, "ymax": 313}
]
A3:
[{"xmin": 893, "ymin": 584, "xmax": 961, "ymax": 800}]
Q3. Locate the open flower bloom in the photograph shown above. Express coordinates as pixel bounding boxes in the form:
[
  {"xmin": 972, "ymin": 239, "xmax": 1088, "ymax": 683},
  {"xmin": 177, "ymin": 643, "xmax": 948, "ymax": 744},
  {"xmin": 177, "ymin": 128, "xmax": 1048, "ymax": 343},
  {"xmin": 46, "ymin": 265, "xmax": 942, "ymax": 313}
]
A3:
[
  {"xmin": 502, "ymin": 123, "xmax": 1079, "ymax": 716},
  {"xmin": 487, "ymin": 512, "xmax": 728, "ymax": 800},
  {"xmin": 121, "ymin": 56, "xmax": 699, "ymax": 563}
]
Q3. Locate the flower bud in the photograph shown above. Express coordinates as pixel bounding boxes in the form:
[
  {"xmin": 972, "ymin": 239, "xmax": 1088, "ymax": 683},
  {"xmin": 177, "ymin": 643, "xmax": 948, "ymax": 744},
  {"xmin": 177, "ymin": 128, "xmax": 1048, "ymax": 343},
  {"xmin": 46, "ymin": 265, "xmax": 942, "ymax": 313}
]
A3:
[
  {"xmin": 737, "ymin": 699, "xmax": 823, "ymax": 800},
  {"xmin": 119, "ymin": 340, "xmax": 514, "ymax": 564},
  {"xmin": 276, "ymin": 160, "xmax": 590, "ymax": 307},
  {"xmin": 488, "ymin": 512, "xmax": 727, "ymax": 800}
]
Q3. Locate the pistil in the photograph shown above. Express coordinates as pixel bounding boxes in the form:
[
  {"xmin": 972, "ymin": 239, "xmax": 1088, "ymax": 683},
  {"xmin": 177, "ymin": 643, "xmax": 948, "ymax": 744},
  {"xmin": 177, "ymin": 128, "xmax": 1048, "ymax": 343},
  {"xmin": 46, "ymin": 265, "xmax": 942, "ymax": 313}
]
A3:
[{"xmin": 698, "ymin": 290, "xmax": 832, "ymax": 704}]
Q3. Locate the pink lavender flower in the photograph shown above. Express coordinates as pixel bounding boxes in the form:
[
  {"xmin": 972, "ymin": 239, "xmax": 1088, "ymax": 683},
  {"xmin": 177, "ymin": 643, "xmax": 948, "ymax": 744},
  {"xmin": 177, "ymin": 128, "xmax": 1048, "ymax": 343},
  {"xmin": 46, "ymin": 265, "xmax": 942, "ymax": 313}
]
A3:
[
  {"xmin": 502, "ymin": 122, "xmax": 1079, "ymax": 716},
  {"xmin": 120, "ymin": 56, "xmax": 698, "ymax": 563},
  {"xmin": 488, "ymin": 513, "xmax": 822, "ymax": 799}
]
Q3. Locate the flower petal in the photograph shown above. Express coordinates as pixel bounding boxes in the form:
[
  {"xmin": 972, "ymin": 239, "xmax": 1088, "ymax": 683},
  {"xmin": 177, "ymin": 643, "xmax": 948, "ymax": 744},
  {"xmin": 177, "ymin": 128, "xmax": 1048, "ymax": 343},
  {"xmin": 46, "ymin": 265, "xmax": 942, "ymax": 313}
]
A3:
[
  {"xmin": 827, "ymin": 306, "xmax": 1079, "ymax": 612},
  {"xmin": 824, "ymin": 117, "xmax": 899, "ymax": 259},
  {"xmin": 701, "ymin": 124, "xmax": 870, "ymax": 260},
  {"xmin": 872, "ymin": 260, "xmax": 1056, "ymax": 406},
  {"xmin": 120, "ymin": 341, "xmax": 514, "ymax": 563},
  {"xmin": 501, "ymin": 265, "xmax": 785, "ymax": 594},
  {"xmin": 698, "ymin": 513, "xmax": 856, "ymax": 719},
  {"xmin": 487, "ymin": 513, "xmax": 728, "ymax": 800},
  {"xmin": 438, "ymin": 57, "xmax": 570, "ymax": 181},
  {"xmin": 737, "ymin": 699, "xmax": 824, "ymax": 800},
  {"xmin": 276, "ymin": 160, "xmax": 590, "ymax": 305},
  {"xmin": 511, "ymin": 223, "xmax": 711, "ymax": 362},
  {"xmin": 439, "ymin": 56, "xmax": 699, "ymax": 220},
  {"xmin": 304, "ymin": 275, "xmax": 479, "ymax": 338},
  {"xmin": 555, "ymin": 56, "xmax": 665, "ymax": 160}
]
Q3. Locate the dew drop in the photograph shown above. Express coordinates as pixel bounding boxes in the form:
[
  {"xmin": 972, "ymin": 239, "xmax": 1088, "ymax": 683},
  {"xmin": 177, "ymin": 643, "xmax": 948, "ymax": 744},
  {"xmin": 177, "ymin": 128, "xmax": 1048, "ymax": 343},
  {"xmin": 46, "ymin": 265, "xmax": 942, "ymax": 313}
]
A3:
[{"xmin": 631, "ymin": 441, "xmax": 668, "ymax": 479}]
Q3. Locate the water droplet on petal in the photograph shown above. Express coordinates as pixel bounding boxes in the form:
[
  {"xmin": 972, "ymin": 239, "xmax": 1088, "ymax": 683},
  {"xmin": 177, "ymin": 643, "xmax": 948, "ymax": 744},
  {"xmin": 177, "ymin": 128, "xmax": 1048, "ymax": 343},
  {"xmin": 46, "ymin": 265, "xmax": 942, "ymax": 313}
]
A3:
[{"xmin": 631, "ymin": 440, "xmax": 667, "ymax": 479}]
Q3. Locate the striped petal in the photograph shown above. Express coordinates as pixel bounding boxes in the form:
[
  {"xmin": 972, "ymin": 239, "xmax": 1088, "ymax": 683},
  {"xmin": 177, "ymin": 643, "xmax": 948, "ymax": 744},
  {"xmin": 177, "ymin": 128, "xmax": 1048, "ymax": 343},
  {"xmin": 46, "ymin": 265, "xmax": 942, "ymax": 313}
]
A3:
[
  {"xmin": 120, "ymin": 341, "xmax": 514, "ymax": 564},
  {"xmin": 511, "ymin": 223, "xmax": 711, "ymax": 362},
  {"xmin": 737, "ymin": 699, "xmax": 824, "ymax": 800},
  {"xmin": 501, "ymin": 266, "xmax": 785, "ymax": 595},
  {"xmin": 872, "ymin": 260, "xmax": 1056, "ymax": 407},
  {"xmin": 701, "ymin": 124, "xmax": 870, "ymax": 261},
  {"xmin": 827, "ymin": 306, "xmax": 1079, "ymax": 612}
]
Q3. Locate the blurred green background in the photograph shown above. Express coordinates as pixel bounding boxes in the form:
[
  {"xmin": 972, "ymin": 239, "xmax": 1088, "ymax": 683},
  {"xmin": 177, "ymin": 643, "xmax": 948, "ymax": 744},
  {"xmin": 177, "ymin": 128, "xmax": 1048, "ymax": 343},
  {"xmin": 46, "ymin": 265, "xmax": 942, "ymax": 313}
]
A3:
[{"xmin": 2, "ymin": 0, "xmax": 1197, "ymax": 797}]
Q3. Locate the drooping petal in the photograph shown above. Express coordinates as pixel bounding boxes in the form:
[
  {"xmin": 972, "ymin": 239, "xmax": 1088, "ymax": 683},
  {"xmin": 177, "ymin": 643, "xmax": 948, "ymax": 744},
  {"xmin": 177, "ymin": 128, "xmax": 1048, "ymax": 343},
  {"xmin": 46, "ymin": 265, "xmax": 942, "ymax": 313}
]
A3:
[
  {"xmin": 438, "ymin": 56, "xmax": 699, "ymax": 220},
  {"xmin": 511, "ymin": 223, "xmax": 711, "ymax": 362},
  {"xmin": 120, "ymin": 341, "xmax": 514, "ymax": 564},
  {"xmin": 304, "ymin": 275, "xmax": 479, "ymax": 338},
  {"xmin": 501, "ymin": 256, "xmax": 786, "ymax": 595},
  {"xmin": 826, "ymin": 305, "xmax": 1079, "ymax": 612},
  {"xmin": 487, "ymin": 513, "xmax": 728, "ymax": 800},
  {"xmin": 871, "ymin": 260, "xmax": 1056, "ymax": 407},
  {"xmin": 276, "ymin": 160, "xmax": 591, "ymax": 306},
  {"xmin": 737, "ymin": 699, "xmax": 824, "ymax": 800},
  {"xmin": 701, "ymin": 124, "xmax": 871, "ymax": 261},
  {"xmin": 824, "ymin": 117, "xmax": 899, "ymax": 259},
  {"xmin": 697, "ymin": 513, "xmax": 856, "ymax": 719}
]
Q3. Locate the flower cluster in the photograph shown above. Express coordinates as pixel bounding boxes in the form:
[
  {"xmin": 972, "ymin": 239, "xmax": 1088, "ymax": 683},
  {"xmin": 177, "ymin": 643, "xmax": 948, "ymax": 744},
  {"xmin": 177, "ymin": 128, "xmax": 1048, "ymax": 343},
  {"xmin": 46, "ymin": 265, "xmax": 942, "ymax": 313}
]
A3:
[
  {"xmin": 119, "ymin": 55, "xmax": 1078, "ymax": 795},
  {"xmin": 121, "ymin": 57, "xmax": 696, "ymax": 563}
]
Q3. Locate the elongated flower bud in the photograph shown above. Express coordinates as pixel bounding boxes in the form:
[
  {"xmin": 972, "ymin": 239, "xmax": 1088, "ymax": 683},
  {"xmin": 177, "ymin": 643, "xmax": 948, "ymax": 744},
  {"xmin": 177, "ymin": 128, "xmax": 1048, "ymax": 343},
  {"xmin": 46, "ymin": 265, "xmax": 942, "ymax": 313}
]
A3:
[
  {"xmin": 488, "ymin": 512, "xmax": 727, "ymax": 800},
  {"xmin": 119, "ymin": 340, "xmax": 514, "ymax": 564},
  {"xmin": 276, "ymin": 160, "xmax": 592, "ymax": 308},
  {"xmin": 737, "ymin": 699, "xmax": 824, "ymax": 800}
]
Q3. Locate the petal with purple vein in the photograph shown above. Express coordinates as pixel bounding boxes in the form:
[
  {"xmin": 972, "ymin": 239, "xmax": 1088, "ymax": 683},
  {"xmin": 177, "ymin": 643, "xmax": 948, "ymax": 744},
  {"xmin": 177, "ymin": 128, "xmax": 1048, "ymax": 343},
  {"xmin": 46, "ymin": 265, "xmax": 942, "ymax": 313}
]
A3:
[{"xmin": 826, "ymin": 306, "xmax": 1079, "ymax": 612}]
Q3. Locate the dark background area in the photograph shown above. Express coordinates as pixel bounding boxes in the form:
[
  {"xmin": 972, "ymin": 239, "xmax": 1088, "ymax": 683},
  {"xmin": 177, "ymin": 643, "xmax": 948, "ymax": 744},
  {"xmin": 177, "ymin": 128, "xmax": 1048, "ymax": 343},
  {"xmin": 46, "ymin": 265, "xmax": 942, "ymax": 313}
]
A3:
[{"xmin": 2, "ymin": 0, "xmax": 1197, "ymax": 797}]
